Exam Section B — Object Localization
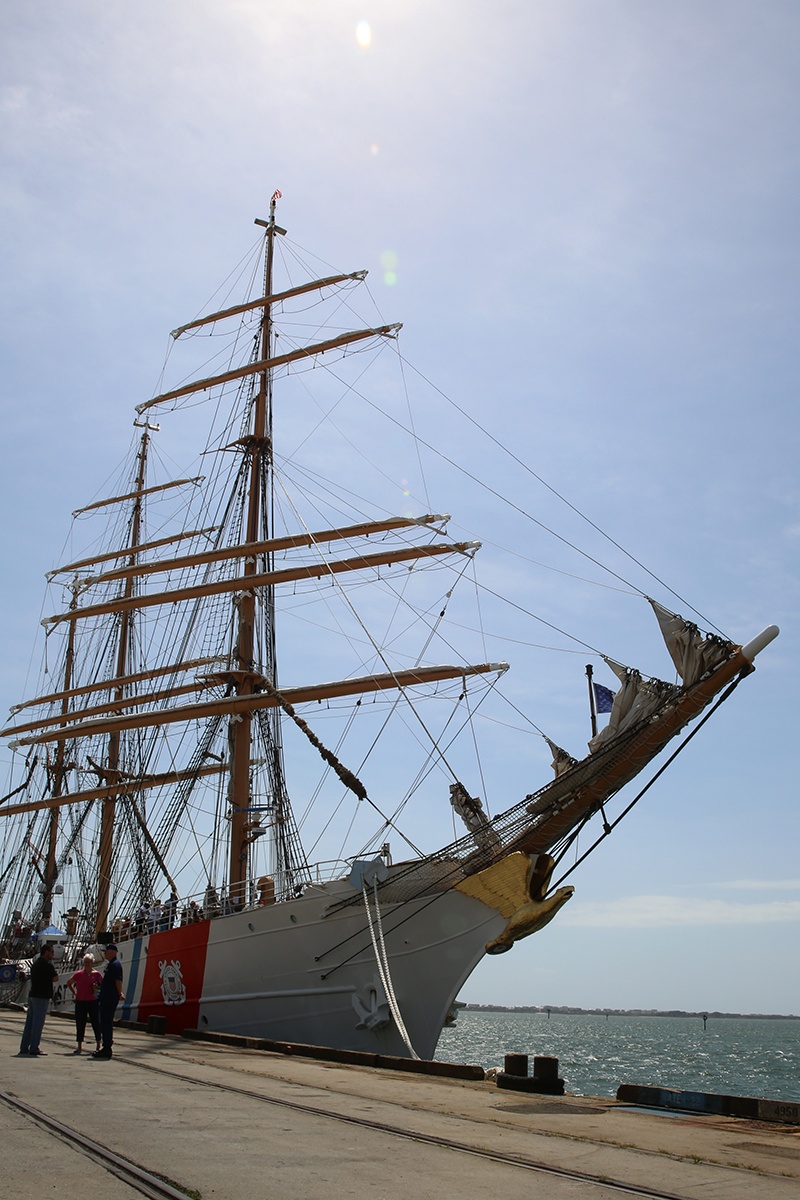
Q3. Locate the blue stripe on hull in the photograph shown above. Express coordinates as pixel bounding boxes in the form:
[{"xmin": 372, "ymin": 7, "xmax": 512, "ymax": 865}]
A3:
[{"xmin": 120, "ymin": 936, "xmax": 145, "ymax": 1021}]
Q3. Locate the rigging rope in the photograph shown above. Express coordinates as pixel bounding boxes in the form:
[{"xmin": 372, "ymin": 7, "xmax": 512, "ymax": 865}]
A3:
[
  {"xmin": 396, "ymin": 355, "xmax": 724, "ymax": 637},
  {"xmin": 256, "ymin": 676, "xmax": 369, "ymax": 802},
  {"xmin": 548, "ymin": 671, "xmax": 746, "ymax": 891},
  {"xmin": 270, "ymin": 464, "xmax": 479, "ymax": 789},
  {"xmin": 362, "ymin": 877, "xmax": 419, "ymax": 1059},
  {"xmin": 0, "ymin": 756, "xmax": 40, "ymax": 806}
]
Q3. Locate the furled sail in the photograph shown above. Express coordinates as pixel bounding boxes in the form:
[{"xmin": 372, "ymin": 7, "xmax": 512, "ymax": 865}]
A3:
[
  {"xmin": 649, "ymin": 599, "xmax": 732, "ymax": 686},
  {"xmin": 588, "ymin": 660, "xmax": 678, "ymax": 753},
  {"xmin": 449, "ymin": 782, "xmax": 502, "ymax": 855},
  {"xmin": 544, "ymin": 737, "xmax": 579, "ymax": 778}
]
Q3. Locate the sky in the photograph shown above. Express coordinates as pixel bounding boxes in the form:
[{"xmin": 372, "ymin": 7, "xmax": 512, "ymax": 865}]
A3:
[{"xmin": 1, "ymin": 2, "xmax": 798, "ymax": 1016}]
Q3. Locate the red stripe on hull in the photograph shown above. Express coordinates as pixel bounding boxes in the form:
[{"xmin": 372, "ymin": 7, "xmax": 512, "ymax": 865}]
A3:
[{"xmin": 138, "ymin": 922, "xmax": 211, "ymax": 1032}]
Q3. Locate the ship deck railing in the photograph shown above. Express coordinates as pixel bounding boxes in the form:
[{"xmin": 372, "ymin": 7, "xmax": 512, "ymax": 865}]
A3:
[{"xmin": 106, "ymin": 860, "xmax": 357, "ymax": 943}]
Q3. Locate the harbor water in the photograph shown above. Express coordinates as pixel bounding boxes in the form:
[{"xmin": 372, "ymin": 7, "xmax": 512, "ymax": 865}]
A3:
[{"xmin": 436, "ymin": 1009, "xmax": 800, "ymax": 1103}]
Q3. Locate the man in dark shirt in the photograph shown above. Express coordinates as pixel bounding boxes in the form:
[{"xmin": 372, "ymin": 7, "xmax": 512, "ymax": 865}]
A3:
[
  {"xmin": 19, "ymin": 943, "xmax": 58, "ymax": 1056},
  {"xmin": 92, "ymin": 943, "xmax": 124, "ymax": 1059}
]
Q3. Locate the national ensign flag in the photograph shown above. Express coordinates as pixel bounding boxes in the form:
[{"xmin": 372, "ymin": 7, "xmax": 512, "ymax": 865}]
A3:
[{"xmin": 593, "ymin": 682, "xmax": 616, "ymax": 714}]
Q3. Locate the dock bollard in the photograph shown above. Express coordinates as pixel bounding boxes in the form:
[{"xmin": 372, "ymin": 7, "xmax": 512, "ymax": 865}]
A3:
[
  {"xmin": 533, "ymin": 1055, "xmax": 560, "ymax": 1084},
  {"xmin": 496, "ymin": 1052, "xmax": 565, "ymax": 1095},
  {"xmin": 147, "ymin": 1014, "xmax": 167, "ymax": 1035}
]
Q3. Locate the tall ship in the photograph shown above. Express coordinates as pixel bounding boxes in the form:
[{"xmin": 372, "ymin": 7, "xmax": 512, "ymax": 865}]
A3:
[{"xmin": 0, "ymin": 196, "xmax": 777, "ymax": 1059}]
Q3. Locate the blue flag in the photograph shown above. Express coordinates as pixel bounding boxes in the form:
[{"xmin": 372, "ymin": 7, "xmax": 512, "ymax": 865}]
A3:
[{"xmin": 593, "ymin": 683, "xmax": 615, "ymax": 714}]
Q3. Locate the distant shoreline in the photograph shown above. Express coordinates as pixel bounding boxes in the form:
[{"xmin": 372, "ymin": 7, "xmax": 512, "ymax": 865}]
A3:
[{"xmin": 462, "ymin": 1004, "xmax": 799, "ymax": 1020}]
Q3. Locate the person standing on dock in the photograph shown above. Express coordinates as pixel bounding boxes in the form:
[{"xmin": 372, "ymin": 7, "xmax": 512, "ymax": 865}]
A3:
[
  {"xmin": 18, "ymin": 943, "xmax": 58, "ymax": 1057},
  {"xmin": 67, "ymin": 954, "xmax": 103, "ymax": 1055},
  {"xmin": 92, "ymin": 944, "xmax": 124, "ymax": 1059}
]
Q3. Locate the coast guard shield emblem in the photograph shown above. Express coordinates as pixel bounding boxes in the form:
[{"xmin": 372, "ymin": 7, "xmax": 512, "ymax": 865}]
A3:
[{"xmin": 159, "ymin": 959, "xmax": 187, "ymax": 1005}]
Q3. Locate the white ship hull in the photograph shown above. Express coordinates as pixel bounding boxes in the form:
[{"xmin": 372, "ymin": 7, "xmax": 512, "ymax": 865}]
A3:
[{"xmin": 97, "ymin": 878, "xmax": 505, "ymax": 1060}]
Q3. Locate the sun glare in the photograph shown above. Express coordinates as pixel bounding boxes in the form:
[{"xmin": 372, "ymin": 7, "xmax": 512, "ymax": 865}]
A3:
[
  {"xmin": 380, "ymin": 249, "xmax": 398, "ymax": 286},
  {"xmin": 355, "ymin": 21, "xmax": 372, "ymax": 49}
]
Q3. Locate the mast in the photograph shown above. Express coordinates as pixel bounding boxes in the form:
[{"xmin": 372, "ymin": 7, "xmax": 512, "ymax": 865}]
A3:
[
  {"xmin": 95, "ymin": 421, "xmax": 154, "ymax": 935},
  {"xmin": 227, "ymin": 193, "xmax": 282, "ymax": 904},
  {"xmin": 41, "ymin": 583, "xmax": 78, "ymax": 926}
]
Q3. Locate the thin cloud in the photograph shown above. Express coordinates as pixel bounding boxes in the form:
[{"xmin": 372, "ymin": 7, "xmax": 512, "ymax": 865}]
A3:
[
  {"xmin": 0, "ymin": 84, "xmax": 85, "ymax": 130},
  {"xmin": 561, "ymin": 894, "xmax": 800, "ymax": 929},
  {"xmin": 715, "ymin": 879, "xmax": 800, "ymax": 891}
]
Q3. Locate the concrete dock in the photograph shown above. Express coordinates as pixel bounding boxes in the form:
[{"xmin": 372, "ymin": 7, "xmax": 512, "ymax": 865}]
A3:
[{"xmin": 2, "ymin": 1009, "xmax": 798, "ymax": 1199}]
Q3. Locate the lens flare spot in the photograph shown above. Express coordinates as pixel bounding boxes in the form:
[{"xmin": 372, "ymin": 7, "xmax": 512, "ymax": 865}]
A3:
[
  {"xmin": 384, "ymin": 271, "xmax": 397, "ymax": 286},
  {"xmin": 380, "ymin": 250, "xmax": 398, "ymax": 269},
  {"xmin": 370, "ymin": 143, "xmax": 379, "ymax": 156},
  {"xmin": 356, "ymin": 21, "xmax": 372, "ymax": 48}
]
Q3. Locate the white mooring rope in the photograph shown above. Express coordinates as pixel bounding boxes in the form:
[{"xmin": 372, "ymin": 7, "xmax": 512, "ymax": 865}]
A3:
[{"xmin": 362, "ymin": 879, "xmax": 419, "ymax": 1059}]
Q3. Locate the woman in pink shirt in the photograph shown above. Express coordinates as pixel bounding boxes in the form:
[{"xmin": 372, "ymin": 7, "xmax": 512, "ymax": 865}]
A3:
[{"xmin": 67, "ymin": 954, "xmax": 103, "ymax": 1055}]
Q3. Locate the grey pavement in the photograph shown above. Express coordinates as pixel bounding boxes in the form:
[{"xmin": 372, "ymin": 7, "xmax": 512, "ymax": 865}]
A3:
[{"xmin": 1, "ymin": 1009, "xmax": 798, "ymax": 1199}]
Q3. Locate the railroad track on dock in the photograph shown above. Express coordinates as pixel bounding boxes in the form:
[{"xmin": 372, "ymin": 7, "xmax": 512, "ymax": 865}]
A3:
[
  {"xmin": 1, "ymin": 1090, "xmax": 192, "ymax": 1200},
  {"xmin": 123, "ymin": 1056, "xmax": 695, "ymax": 1200},
  {"xmin": 3, "ymin": 1020, "xmax": 695, "ymax": 1200}
]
